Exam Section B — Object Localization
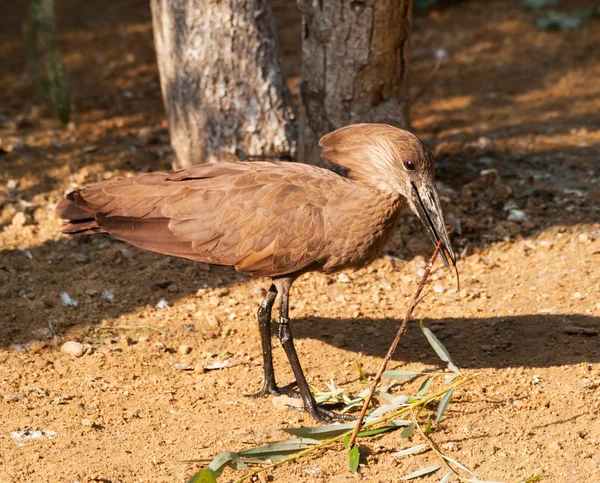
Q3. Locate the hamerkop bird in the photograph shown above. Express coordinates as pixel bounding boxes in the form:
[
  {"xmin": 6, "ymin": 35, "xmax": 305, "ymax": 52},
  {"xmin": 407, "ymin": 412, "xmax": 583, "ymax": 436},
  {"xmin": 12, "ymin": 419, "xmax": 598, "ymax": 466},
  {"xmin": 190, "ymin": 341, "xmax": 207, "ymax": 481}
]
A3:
[{"xmin": 56, "ymin": 123, "xmax": 456, "ymax": 421}]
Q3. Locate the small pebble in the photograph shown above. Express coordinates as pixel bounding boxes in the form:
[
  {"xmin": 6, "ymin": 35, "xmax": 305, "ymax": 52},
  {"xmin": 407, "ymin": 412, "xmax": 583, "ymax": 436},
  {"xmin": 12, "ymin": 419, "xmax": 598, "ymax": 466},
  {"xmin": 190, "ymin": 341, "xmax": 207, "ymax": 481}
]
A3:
[
  {"xmin": 61, "ymin": 341, "xmax": 85, "ymax": 357},
  {"xmin": 179, "ymin": 344, "xmax": 192, "ymax": 355},
  {"xmin": 507, "ymin": 209, "xmax": 528, "ymax": 222},
  {"xmin": 156, "ymin": 299, "xmax": 169, "ymax": 309},
  {"xmin": 173, "ymin": 363, "xmax": 195, "ymax": 371},
  {"xmin": 338, "ymin": 273, "xmax": 350, "ymax": 283}
]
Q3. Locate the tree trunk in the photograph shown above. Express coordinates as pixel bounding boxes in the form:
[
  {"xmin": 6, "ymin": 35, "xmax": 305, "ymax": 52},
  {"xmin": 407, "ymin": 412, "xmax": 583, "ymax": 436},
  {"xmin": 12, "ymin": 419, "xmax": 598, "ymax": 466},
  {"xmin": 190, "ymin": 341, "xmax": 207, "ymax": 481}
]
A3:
[
  {"xmin": 150, "ymin": 0, "xmax": 297, "ymax": 168},
  {"xmin": 298, "ymin": 0, "xmax": 412, "ymax": 168}
]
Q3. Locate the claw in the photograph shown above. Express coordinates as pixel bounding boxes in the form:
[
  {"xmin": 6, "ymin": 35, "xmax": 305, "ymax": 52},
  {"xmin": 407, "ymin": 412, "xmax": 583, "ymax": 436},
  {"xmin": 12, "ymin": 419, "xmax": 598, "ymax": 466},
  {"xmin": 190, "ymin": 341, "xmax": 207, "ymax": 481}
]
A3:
[
  {"xmin": 310, "ymin": 406, "xmax": 357, "ymax": 422},
  {"xmin": 287, "ymin": 404, "xmax": 357, "ymax": 422}
]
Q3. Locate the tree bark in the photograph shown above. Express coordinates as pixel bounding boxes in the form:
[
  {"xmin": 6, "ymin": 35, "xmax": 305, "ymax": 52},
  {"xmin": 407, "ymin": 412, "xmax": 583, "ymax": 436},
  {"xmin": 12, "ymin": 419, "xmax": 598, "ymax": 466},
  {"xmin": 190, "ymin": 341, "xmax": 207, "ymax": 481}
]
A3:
[
  {"xmin": 150, "ymin": 0, "xmax": 297, "ymax": 168},
  {"xmin": 298, "ymin": 0, "xmax": 412, "ymax": 168}
]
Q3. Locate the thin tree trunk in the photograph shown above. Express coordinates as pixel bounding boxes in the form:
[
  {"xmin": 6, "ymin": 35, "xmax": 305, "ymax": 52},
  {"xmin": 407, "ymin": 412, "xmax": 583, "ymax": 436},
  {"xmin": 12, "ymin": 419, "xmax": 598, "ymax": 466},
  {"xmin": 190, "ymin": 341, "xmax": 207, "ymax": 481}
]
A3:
[
  {"xmin": 298, "ymin": 0, "xmax": 412, "ymax": 168},
  {"xmin": 150, "ymin": 0, "xmax": 297, "ymax": 168}
]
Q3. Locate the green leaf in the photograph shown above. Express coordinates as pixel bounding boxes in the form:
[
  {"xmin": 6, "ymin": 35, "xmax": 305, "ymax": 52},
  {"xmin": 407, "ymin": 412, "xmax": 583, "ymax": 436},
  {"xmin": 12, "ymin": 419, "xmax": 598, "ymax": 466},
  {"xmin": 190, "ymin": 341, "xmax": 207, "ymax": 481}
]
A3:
[
  {"xmin": 421, "ymin": 323, "xmax": 460, "ymax": 373},
  {"xmin": 521, "ymin": 0, "xmax": 555, "ymax": 9},
  {"xmin": 187, "ymin": 469, "xmax": 218, "ymax": 483},
  {"xmin": 284, "ymin": 420, "xmax": 374, "ymax": 440},
  {"xmin": 238, "ymin": 438, "xmax": 320, "ymax": 459},
  {"xmin": 416, "ymin": 377, "xmax": 433, "ymax": 397},
  {"xmin": 374, "ymin": 390, "xmax": 396, "ymax": 402},
  {"xmin": 356, "ymin": 360, "xmax": 368, "ymax": 382},
  {"xmin": 391, "ymin": 419, "xmax": 414, "ymax": 427},
  {"xmin": 369, "ymin": 395, "xmax": 408, "ymax": 418},
  {"xmin": 314, "ymin": 388, "xmax": 345, "ymax": 404},
  {"xmin": 436, "ymin": 387, "xmax": 455, "ymax": 423},
  {"xmin": 391, "ymin": 443, "xmax": 427, "ymax": 457},
  {"xmin": 207, "ymin": 452, "xmax": 247, "ymax": 478},
  {"xmin": 348, "ymin": 444, "xmax": 360, "ymax": 473},
  {"xmin": 382, "ymin": 370, "xmax": 420, "ymax": 380},
  {"xmin": 424, "ymin": 418, "xmax": 433, "ymax": 434},
  {"xmin": 537, "ymin": 10, "xmax": 593, "ymax": 31},
  {"xmin": 445, "ymin": 374, "xmax": 458, "ymax": 385},
  {"xmin": 401, "ymin": 423, "xmax": 415, "ymax": 439},
  {"xmin": 441, "ymin": 454, "xmax": 475, "ymax": 475},
  {"xmin": 400, "ymin": 464, "xmax": 442, "ymax": 480},
  {"xmin": 357, "ymin": 425, "xmax": 399, "ymax": 438},
  {"xmin": 440, "ymin": 473, "xmax": 453, "ymax": 483}
]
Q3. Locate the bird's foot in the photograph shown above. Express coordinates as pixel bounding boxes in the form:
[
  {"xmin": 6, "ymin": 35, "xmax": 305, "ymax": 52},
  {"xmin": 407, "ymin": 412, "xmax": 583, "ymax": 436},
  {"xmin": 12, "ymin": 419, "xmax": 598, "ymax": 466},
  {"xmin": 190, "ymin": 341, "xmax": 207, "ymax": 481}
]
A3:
[{"xmin": 246, "ymin": 381, "xmax": 299, "ymax": 399}]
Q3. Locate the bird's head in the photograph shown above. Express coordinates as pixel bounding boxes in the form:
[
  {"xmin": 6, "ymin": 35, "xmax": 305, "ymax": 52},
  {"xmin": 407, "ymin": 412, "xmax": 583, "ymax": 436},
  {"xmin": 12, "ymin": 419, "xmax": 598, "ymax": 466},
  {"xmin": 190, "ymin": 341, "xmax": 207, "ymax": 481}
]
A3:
[{"xmin": 320, "ymin": 123, "xmax": 456, "ymax": 267}]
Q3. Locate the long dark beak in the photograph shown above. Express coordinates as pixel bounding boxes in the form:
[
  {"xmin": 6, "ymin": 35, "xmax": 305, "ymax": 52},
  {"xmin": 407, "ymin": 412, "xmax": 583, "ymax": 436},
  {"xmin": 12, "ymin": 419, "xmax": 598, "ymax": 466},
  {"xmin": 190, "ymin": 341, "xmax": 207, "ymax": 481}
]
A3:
[{"xmin": 411, "ymin": 181, "xmax": 456, "ymax": 268}]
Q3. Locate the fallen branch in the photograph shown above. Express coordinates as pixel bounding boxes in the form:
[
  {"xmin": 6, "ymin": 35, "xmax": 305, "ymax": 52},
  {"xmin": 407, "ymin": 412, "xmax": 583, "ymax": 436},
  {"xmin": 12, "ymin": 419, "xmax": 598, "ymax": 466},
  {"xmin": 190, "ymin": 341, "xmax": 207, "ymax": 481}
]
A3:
[
  {"xmin": 231, "ymin": 373, "xmax": 477, "ymax": 483},
  {"xmin": 348, "ymin": 240, "xmax": 443, "ymax": 449}
]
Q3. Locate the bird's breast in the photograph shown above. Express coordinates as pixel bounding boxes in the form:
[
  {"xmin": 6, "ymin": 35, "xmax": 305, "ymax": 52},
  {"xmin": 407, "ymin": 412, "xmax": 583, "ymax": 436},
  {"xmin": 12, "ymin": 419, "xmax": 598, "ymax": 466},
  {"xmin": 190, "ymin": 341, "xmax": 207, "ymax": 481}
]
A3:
[{"xmin": 321, "ymin": 193, "xmax": 404, "ymax": 273}]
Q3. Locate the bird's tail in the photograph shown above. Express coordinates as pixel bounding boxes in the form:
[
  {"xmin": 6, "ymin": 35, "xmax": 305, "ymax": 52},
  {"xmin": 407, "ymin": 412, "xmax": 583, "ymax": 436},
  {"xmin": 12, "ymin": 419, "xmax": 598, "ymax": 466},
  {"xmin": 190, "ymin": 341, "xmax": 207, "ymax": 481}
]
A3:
[{"xmin": 55, "ymin": 191, "xmax": 107, "ymax": 235}]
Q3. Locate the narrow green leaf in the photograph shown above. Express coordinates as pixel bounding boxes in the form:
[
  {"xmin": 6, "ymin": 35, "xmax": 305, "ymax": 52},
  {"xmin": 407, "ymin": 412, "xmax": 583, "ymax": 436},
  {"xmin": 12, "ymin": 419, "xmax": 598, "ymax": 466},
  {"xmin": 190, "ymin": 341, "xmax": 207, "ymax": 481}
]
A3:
[
  {"xmin": 357, "ymin": 425, "xmax": 399, "ymax": 438},
  {"xmin": 440, "ymin": 473, "xmax": 453, "ymax": 483},
  {"xmin": 382, "ymin": 370, "xmax": 420, "ymax": 380},
  {"xmin": 341, "ymin": 396, "xmax": 366, "ymax": 413},
  {"xmin": 374, "ymin": 390, "xmax": 396, "ymax": 402},
  {"xmin": 436, "ymin": 387, "xmax": 455, "ymax": 423},
  {"xmin": 315, "ymin": 388, "xmax": 345, "ymax": 404},
  {"xmin": 400, "ymin": 423, "xmax": 415, "ymax": 439},
  {"xmin": 369, "ymin": 395, "xmax": 408, "ymax": 418},
  {"xmin": 416, "ymin": 377, "xmax": 433, "ymax": 397},
  {"xmin": 356, "ymin": 360, "xmax": 368, "ymax": 382},
  {"xmin": 424, "ymin": 418, "xmax": 433, "ymax": 434},
  {"xmin": 284, "ymin": 419, "xmax": 372, "ymax": 440},
  {"xmin": 286, "ymin": 422, "xmax": 355, "ymax": 439},
  {"xmin": 441, "ymin": 454, "xmax": 475, "ymax": 475},
  {"xmin": 187, "ymin": 469, "xmax": 218, "ymax": 483},
  {"xmin": 421, "ymin": 323, "xmax": 460, "ymax": 373},
  {"xmin": 348, "ymin": 444, "xmax": 360, "ymax": 473},
  {"xmin": 391, "ymin": 419, "xmax": 413, "ymax": 427},
  {"xmin": 207, "ymin": 452, "xmax": 247, "ymax": 478},
  {"xmin": 238, "ymin": 438, "xmax": 320, "ymax": 458},
  {"xmin": 445, "ymin": 374, "xmax": 458, "ymax": 385},
  {"xmin": 400, "ymin": 464, "xmax": 442, "ymax": 480},
  {"xmin": 391, "ymin": 443, "xmax": 427, "ymax": 456}
]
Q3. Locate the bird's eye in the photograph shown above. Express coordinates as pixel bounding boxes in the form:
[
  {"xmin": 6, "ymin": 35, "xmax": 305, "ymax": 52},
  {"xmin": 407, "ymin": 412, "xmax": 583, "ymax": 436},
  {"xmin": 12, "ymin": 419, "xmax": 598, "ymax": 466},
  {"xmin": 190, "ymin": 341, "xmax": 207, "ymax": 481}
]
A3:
[{"xmin": 404, "ymin": 161, "xmax": 416, "ymax": 171}]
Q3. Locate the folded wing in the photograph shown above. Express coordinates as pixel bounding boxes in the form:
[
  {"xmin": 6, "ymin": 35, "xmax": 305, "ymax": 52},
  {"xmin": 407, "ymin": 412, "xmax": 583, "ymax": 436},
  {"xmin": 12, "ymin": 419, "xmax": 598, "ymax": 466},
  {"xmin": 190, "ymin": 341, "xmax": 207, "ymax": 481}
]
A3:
[{"xmin": 56, "ymin": 162, "xmax": 340, "ymax": 277}]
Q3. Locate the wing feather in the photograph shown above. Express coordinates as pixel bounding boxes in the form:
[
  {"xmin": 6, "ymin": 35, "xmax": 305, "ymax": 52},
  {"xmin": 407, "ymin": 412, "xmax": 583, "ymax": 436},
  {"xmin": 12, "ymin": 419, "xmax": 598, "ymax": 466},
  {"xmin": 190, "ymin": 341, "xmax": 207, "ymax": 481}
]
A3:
[{"xmin": 58, "ymin": 161, "xmax": 351, "ymax": 276}]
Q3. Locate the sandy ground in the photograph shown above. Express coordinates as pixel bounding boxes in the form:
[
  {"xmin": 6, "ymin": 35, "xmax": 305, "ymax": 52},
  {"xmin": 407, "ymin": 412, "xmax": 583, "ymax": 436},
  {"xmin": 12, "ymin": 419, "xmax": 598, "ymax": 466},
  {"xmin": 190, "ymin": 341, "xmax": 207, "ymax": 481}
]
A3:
[{"xmin": 1, "ymin": 0, "xmax": 599, "ymax": 482}]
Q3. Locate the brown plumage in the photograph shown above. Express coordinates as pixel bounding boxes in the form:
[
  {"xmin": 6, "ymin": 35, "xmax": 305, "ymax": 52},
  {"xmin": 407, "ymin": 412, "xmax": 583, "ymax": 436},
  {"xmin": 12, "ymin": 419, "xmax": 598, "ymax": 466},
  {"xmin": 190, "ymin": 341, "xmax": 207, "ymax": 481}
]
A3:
[{"xmin": 57, "ymin": 123, "xmax": 456, "ymax": 421}]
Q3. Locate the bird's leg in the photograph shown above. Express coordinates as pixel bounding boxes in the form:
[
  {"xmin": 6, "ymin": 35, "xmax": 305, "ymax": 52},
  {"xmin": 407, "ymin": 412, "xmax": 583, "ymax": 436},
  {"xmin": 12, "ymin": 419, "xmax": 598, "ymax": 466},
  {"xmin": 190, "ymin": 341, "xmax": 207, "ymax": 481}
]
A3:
[
  {"xmin": 248, "ymin": 284, "xmax": 279, "ymax": 397},
  {"xmin": 276, "ymin": 281, "xmax": 355, "ymax": 422},
  {"xmin": 247, "ymin": 284, "xmax": 297, "ymax": 398}
]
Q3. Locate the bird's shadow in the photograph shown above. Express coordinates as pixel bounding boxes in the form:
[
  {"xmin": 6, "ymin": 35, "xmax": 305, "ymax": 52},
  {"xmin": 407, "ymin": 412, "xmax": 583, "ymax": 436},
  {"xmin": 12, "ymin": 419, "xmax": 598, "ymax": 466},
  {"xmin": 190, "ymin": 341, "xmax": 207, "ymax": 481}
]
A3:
[{"xmin": 290, "ymin": 313, "xmax": 600, "ymax": 369}]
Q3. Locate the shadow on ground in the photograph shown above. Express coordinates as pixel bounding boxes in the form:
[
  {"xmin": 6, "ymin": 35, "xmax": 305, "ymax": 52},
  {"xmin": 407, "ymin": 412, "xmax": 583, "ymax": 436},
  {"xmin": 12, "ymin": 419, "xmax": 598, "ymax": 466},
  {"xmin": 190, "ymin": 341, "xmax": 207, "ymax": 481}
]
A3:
[{"xmin": 292, "ymin": 313, "xmax": 600, "ymax": 369}]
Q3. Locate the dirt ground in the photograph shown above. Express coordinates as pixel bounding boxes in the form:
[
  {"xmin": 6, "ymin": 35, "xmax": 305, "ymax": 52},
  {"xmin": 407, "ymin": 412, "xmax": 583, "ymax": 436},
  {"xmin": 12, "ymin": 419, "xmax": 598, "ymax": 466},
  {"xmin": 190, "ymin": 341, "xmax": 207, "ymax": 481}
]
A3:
[{"xmin": 1, "ymin": 1, "xmax": 600, "ymax": 482}]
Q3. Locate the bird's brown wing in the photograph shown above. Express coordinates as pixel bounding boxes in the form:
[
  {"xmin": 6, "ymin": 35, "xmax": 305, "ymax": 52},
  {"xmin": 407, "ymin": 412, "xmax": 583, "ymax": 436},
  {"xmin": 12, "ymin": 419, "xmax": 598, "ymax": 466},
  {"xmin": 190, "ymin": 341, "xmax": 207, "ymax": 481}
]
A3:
[{"xmin": 59, "ymin": 161, "xmax": 343, "ymax": 277}]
